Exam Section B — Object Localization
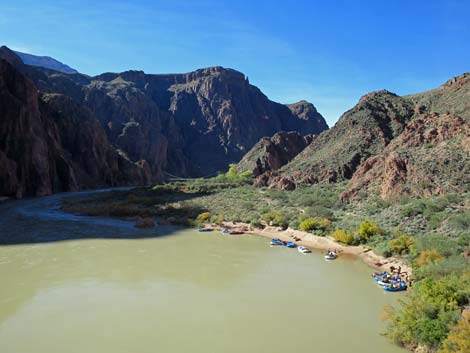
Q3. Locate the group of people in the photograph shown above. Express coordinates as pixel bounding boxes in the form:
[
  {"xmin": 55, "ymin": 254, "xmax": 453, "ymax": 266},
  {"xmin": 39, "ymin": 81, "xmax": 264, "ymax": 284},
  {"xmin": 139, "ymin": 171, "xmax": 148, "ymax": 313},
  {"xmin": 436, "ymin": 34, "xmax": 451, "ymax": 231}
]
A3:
[{"xmin": 384, "ymin": 265, "xmax": 412, "ymax": 287}]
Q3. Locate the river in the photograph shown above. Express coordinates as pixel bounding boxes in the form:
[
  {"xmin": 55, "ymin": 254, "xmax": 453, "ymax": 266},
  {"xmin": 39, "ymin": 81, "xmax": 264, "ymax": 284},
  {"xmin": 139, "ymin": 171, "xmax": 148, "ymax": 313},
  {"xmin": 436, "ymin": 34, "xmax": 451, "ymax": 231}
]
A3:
[{"xmin": 0, "ymin": 190, "xmax": 407, "ymax": 353}]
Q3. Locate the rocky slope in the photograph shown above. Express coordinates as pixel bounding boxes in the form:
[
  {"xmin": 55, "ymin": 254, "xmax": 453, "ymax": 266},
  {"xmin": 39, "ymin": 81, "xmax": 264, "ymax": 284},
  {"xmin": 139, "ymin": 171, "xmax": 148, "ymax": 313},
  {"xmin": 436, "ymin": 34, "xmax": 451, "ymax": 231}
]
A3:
[
  {"xmin": 257, "ymin": 74, "xmax": 470, "ymax": 200},
  {"xmin": 0, "ymin": 46, "xmax": 328, "ymax": 197},
  {"xmin": 341, "ymin": 73, "xmax": 470, "ymax": 200},
  {"xmin": 340, "ymin": 112, "xmax": 470, "ymax": 200},
  {"xmin": 237, "ymin": 131, "xmax": 313, "ymax": 176},
  {"xmin": 256, "ymin": 90, "xmax": 414, "ymax": 186}
]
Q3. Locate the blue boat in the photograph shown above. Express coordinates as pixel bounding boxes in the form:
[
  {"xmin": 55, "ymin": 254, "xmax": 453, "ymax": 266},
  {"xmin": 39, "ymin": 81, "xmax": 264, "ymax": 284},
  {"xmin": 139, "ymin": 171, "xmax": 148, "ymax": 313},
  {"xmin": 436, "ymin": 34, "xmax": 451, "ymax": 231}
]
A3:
[
  {"xmin": 284, "ymin": 241, "xmax": 297, "ymax": 248},
  {"xmin": 382, "ymin": 281, "xmax": 407, "ymax": 292},
  {"xmin": 270, "ymin": 238, "xmax": 284, "ymax": 246}
]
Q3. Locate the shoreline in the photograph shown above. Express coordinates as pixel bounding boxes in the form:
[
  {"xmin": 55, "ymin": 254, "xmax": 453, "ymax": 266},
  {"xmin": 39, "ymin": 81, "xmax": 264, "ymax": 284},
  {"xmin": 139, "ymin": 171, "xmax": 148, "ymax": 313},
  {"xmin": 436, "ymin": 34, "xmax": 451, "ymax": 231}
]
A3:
[{"xmin": 218, "ymin": 222, "xmax": 412, "ymax": 275}]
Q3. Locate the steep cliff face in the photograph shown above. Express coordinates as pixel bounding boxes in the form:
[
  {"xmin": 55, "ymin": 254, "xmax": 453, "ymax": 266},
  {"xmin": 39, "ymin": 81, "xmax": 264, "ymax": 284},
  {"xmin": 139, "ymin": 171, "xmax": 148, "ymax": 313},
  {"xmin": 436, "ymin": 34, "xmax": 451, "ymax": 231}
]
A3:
[
  {"xmin": 0, "ymin": 46, "xmax": 328, "ymax": 197},
  {"xmin": 237, "ymin": 131, "xmax": 313, "ymax": 176},
  {"xmin": 19, "ymin": 61, "xmax": 327, "ymax": 177},
  {"xmin": 0, "ymin": 58, "xmax": 148, "ymax": 197},
  {"xmin": 0, "ymin": 59, "xmax": 52, "ymax": 197},
  {"xmin": 76, "ymin": 67, "xmax": 328, "ymax": 175}
]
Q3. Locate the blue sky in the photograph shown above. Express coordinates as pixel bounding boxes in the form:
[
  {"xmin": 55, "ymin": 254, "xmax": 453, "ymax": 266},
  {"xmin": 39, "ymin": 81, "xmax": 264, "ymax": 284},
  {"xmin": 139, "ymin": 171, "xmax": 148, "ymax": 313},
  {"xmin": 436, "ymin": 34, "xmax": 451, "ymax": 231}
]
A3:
[{"xmin": 1, "ymin": 0, "xmax": 469, "ymax": 126}]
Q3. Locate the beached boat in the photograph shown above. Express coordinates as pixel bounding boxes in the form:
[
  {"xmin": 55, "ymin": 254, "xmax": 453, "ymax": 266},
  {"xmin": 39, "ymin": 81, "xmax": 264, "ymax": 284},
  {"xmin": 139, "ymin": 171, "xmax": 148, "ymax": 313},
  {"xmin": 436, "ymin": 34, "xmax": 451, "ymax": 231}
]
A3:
[
  {"xmin": 220, "ymin": 228, "xmax": 230, "ymax": 234},
  {"xmin": 298, "ymin": 246, "xmax": 311, "ymax": 253},
  {"xmin": 324, "ymin": 252, "xmax": 337, "ymax": 260},
  {"xmin": 284, "ymin": 241, "xmax": 297, "ymax": 248},
  {"xmin": 382, "ymin": 281, "xmax": 407, "ymax": 292},
  {"xmin": 228, "ymin": 230, "xmax": 244, "ymax": 235},
  {"xmin": 372, "ymin": 271, "xmax": 387, "ymax": 279},
  {"xmin": 198, "ymin": 228, "xmax": 214, "ymax": 232},
  {"xmin": 270, "ymin": 238, "xmax": 284, "ymax": 246}
]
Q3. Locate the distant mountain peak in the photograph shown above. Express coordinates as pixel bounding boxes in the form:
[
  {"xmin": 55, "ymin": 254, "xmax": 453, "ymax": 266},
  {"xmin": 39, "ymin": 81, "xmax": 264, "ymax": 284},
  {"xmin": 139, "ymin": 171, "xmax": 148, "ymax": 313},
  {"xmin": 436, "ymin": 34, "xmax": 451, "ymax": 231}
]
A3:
[{"xmin": 13, "ymin": 49, "xmax": 78, "ymax": 74}]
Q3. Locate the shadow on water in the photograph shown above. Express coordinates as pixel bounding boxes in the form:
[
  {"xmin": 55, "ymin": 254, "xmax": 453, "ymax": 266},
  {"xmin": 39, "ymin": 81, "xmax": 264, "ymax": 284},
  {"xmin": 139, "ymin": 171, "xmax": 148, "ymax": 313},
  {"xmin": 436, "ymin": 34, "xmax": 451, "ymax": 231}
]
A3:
[
  {"xmin": 0, "ymin": 188, "xmax": 269, "ymax": 325},
  {"xmin": 0, "ymin": 187, "xmax": 205, "ymax": 245}
]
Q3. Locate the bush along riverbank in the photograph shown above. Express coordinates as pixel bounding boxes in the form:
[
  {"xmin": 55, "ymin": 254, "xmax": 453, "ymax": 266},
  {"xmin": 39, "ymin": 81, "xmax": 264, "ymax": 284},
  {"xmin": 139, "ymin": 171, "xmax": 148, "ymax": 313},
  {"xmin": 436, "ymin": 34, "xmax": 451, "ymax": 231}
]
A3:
[{"xmin": 62, "ymin": 171, "xmax": 470, "ymax": 353}]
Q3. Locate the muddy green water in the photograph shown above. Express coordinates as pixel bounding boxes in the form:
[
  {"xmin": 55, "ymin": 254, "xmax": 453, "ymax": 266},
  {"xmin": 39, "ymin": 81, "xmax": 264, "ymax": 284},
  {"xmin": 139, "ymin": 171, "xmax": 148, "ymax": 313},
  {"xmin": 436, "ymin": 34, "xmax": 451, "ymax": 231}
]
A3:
[{"xmin": 0, "ymin": 191, "xmax": 406, "ymax": 353}]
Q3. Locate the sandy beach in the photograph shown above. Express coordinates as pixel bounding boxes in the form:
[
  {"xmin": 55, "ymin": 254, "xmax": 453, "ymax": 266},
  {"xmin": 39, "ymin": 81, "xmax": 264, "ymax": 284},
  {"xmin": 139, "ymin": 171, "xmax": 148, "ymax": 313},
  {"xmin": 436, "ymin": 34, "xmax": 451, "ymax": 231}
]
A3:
[{"xmin": 220, "ymin": 222, "xmax": 412, "ymax": 275}]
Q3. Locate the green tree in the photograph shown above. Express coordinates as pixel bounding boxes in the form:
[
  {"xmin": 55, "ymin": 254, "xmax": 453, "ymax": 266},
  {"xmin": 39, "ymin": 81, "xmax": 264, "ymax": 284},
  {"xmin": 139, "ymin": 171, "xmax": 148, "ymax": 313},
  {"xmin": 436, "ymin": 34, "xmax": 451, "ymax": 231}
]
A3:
[
  {"xmin": 226, "ymin": 164, "xmax": 238, "ymax": 179},
  {"xmin": 333, "ymin": 229, "xmax": 354, "ymax": 244},
  {"xmin": 388, "ymin": 233, "xmax": 415, "ymax": 255},
  {"xmin": 356, "ymin": 221, "xmax": 384, "ymax": 242},
  {"xmin": 299, "ymin": 217, "xmax": 331, "ymax": 233}
]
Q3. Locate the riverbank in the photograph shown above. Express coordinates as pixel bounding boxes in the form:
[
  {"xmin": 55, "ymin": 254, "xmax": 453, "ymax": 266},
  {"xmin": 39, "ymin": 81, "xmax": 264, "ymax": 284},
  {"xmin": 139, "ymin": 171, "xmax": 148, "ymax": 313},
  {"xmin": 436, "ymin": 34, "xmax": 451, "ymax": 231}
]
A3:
[{"xmin": 213, "ymin": 222, "xmax": 412, "ymax": 275}]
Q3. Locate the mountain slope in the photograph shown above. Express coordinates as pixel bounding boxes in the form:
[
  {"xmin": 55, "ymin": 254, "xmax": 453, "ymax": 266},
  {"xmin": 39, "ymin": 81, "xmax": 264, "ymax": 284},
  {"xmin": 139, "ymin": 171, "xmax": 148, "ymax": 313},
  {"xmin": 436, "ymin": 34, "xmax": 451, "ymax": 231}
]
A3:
[
  {"xmin": 341, "ymin": 74, "xmax": 470, "ymax": 200},
  {"xmin": 257, "ymin": 74, "xmax": 470, "ymax": 200},
  {"xmin": 14, "ymin": 50, "xmax": 78, "ymax": 73},
  {"xmin": 256, "ymin": 90, "xmax": 414, "ymax": 186}
]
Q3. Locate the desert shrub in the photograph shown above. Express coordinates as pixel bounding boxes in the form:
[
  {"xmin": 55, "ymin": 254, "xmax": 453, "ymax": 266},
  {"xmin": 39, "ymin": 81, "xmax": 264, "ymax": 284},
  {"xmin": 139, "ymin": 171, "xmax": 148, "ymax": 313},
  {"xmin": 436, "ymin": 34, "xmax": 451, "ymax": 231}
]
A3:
[
  {"xmin": 415, "ymin": 234, "xmax": 457, "ymax": 258},
  {"xmin": 448, "ymin": 212, "xmax": 470, "ymax": 231},
  {"xmin": 333, "ymin": 229, "xmax": 354, "ymax": 244},
  {"xmin": 262, "ymin": 211, "xmax": 287, "ymax": 228},
  {"xmin": 304, "ymin": 205, "xmax": 334, "ymax": 219},
  {"xmin": 415, "ymin": 249, "xmax": 445, "ymax": 267},
  {"xmin": 249, "ymin": 218, "xmax": 264, "ymax": 229},
  {"xmin": 401, "ymin": 199, "xmax": 449, "ymax": 220},
  {"xmin": 299, "ymin": 217, "xmax": 332, "ymax": 233},
  {"xmin": 196, "ymin": 212, "xmax": 211, "ymax": 221},
  {"xmin": 388, "ymin": 233, "xmax": 415, "ymax": 255},
  {"xmin": 415, "ymin": 255, "xmax": 470, "ymax": 280},
  {"xmin": 374, "ymin": 241, "xmax": 393, "ymax": 258},
  {"xmin": 401, "ymin": 201, "xmax": 426, "ymax": 217},
  {"xmin": 289, "ymin": 218, "xmax": 301, "ymax": 230},
  {"xmin": 426, "ymin": 212, "xmax": 446, "ymax": 230},
  {"xmin": 213, "ymin": 214, "xmax": 224, "ymax": 225},
  {"xmin": 438, "ymin": 311, "xmax": 470, "ymax": 353}
]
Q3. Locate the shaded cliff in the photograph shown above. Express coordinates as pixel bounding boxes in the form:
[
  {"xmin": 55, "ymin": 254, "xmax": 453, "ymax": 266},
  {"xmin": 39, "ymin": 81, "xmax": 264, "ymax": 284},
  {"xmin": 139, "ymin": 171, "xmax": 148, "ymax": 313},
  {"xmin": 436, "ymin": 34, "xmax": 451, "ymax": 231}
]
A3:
[
  {"xmin": 43, "ymin": 66, "xmax": 328, "ymax": 176},
  {"xmin": 0, "ymin": 57, "xmax": 149, "ymax": 197},
  {"xmin": 0, "ymin": 46, "xmax": 328, "ymax": 197}
]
